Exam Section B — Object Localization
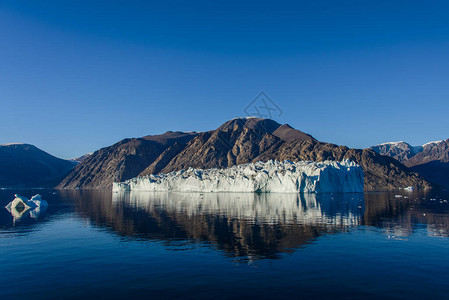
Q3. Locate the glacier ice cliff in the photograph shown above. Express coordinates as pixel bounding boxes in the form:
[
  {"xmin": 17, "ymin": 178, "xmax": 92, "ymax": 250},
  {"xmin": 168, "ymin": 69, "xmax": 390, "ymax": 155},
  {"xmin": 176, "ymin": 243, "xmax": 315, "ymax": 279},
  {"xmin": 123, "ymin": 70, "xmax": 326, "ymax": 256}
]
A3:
[{"xmin": 113, "ymin": 160, "xmax": 364, "ymax": 193}]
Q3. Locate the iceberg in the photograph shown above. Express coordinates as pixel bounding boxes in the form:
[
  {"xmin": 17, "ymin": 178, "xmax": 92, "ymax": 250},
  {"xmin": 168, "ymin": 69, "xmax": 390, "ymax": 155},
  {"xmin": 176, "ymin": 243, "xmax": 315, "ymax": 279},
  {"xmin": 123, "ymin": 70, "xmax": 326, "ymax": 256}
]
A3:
[
  {"xmin": 5, "ymin": 194, "xmax": 48, "ymax": 223},
  {"xmin": 113, "ymin": 160, "xmax": 364, "ymax": 193},
  {"xmin": 29, "ymin": 194, "xmax": 48, "ymax": 208},
  {"xmin": 5, "ymin": 194, "xmax": 37, "ymax": 211}
]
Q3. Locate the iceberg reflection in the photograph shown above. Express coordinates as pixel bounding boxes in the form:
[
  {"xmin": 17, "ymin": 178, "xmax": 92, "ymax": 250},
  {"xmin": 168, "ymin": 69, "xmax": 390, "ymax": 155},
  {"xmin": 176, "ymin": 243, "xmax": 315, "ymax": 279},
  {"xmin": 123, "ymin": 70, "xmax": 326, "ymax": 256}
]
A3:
[
  {"xmin": 113, "ymin": 191, "xmax": 365, "ymax": 227},
  {"xmin": 84, "ymin": 191, "xmax": 364, "ymax": 259}
]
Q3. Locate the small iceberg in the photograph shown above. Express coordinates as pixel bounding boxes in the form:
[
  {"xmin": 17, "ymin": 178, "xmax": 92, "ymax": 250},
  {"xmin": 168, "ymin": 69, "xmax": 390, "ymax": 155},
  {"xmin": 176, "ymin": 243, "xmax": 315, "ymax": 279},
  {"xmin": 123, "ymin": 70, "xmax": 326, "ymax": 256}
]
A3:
[
  {"xmin": 5, "ymin": 194, "xmax": 48, "ymax": 211},
  {"xmin": 5, "ymin": 194, "xmax": 48, "ymax": 223},
  {"xmin": 29, "ymin": 194, "xmax": 48, "ymax": 208}
]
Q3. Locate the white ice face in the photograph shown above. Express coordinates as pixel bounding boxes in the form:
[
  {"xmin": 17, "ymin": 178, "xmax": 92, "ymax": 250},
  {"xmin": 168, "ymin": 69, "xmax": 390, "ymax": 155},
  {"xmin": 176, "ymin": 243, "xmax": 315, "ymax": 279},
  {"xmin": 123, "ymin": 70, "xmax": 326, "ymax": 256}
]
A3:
[
  {"xmin": 4, "ymin": 194, "xmax": 48, "ymax": 223},
  {"xmin": 113, "ymin": 160, "xmax": 364, "ymax": 193}
]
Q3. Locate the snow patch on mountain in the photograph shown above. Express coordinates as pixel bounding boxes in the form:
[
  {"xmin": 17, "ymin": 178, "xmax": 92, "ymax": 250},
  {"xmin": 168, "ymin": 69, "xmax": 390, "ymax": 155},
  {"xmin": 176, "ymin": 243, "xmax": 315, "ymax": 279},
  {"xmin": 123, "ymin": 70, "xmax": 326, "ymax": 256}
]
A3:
[
  {"xmin": 423, "ymin": 140, "xmax": 444, "ymax": 147},
  {"xmin": 377, "ymin": 141, "xmax": 407, "ymax": 146},
  {"xmin": 0, "ymin": 143, "xmax": 26, "ymax": 146},
  {"xmin": 113, "ymin": 160, "xmax": 364, "ymax": 193}
]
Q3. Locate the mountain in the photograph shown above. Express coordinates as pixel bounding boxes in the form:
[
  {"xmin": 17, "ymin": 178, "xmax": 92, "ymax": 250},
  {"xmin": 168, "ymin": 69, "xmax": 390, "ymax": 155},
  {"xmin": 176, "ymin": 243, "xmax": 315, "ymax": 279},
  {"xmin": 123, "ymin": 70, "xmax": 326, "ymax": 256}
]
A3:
[
  {"xmin": 71, "ymin": 153, "xmax": 93, "ymax": 164},
  {"xmin": 56, "ymin": 131, "xmax": 199, "ymax": 189},
  {"xmin": 146, "ymin": 118, "xmax": 315, "ymax": 175},
  {"xmin": 371, "ymin": 139, "xmax": 449, "ymax": 188},
  {"xmin": 370, "ymin": 142, "xmax": 422, "ymax": 163},
  {"xmin": 0, "ymin": 143, "xmax": 76, "ymax": 188},
  {"xmin": 58, "ymin": 118, "xmax": 431, "ymax": 190}
]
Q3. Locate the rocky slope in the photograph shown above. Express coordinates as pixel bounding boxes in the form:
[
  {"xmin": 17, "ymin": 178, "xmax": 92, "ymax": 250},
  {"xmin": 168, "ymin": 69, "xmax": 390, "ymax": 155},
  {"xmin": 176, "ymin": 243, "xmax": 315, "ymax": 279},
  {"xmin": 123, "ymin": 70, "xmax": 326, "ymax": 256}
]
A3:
[
  {"xmin": 58, "ymin": 118, "xmax": 431, "ymax": 190},
  {"xmin": 56, "ymin": 131, "xmax": 199, "ymax": 189},
  {"xmin": 371, "ymin": 139, "xmax": 449, "ymax": 188},
  {"xmin": 0, "ymin": 143, "xmax": 76, "ymax": 188},
  {"xmin": 370, "ymin": 142, "xmax": 422, "ymax": 163}
]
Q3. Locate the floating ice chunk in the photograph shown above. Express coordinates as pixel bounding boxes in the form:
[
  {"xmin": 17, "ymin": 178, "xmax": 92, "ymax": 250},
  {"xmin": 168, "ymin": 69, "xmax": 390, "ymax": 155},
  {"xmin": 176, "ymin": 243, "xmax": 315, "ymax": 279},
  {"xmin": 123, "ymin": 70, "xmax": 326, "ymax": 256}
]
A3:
[
  {"xmin": 5, "ymin": 194, "xmax": 48, "ymax": 223},
  {"xmin": 29, "ymin": 194, "xmax": 48, "ymax": 208},
  {"xmin": 29, "ymin": 206, "xmax": 47, "ymax": 219},
  {"xmin": 5, "ymin": 194, "xmax": 36, "ymax": 211},
  {"xmin": 113, "ymin": 160, "xmax": 364, "ymax": 193}
]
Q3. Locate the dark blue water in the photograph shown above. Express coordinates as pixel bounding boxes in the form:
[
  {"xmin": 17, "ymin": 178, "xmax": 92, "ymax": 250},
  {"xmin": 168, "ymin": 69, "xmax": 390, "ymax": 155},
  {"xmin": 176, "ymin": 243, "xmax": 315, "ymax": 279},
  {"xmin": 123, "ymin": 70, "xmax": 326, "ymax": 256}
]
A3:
[{"xmin": 1, "ymin": 189, "xmax": 449, "ymax": 299}]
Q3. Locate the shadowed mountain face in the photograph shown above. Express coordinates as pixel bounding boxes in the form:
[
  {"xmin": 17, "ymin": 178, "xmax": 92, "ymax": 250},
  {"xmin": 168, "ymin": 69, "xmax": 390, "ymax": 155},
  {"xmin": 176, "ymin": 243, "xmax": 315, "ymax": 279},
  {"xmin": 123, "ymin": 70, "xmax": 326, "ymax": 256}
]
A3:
[
  {"xmin": 58, "ymin": 118, "xmax": 431, "ymax": 190},
  {"xmin": 0, "ymin": 144, "xmax": 75, "ymax": 188},
  {"xmin": 371, "ymin": 139, "xmax": 449, "ymax": 188}
]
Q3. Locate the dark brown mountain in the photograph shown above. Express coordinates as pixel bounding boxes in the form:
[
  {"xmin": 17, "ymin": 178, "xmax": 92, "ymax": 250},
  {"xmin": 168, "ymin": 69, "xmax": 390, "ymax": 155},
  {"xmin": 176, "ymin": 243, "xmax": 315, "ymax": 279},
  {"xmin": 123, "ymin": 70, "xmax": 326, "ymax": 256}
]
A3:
[
  {"xmin": 0, "ymin": 143, "xmax": 76, "ymax": 188},
  {"xmin": 371, "ymin": 139, "xmax": 449, "ymax": 188},
  {"xmin": 56, "ymin": 131, "xmax": 199, "ymax": 189},
  {"xmin": 58, "ymin": 118, "xmax": 432, "ymax": 190}
]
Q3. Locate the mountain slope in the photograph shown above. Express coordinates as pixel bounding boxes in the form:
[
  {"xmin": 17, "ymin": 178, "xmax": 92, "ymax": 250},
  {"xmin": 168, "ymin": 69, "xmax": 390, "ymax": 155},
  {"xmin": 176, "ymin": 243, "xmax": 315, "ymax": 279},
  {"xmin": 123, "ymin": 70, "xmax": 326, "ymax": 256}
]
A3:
[
  {"xmin": 370, "ymin": 142, "xmax": 422, "ymax": 163},
  {"xmin": 0, "ymin": 143, "xmax": 75, "ymax": 187},
  {"xmin": 148, "ymin": 118, "xmax": 314, "ymax": 174},
  {"xmin": 57, "ymin": 131, "xmax": 199, "ymax": 189},
  {"xmin": 371, "ymin": 139, "xmax": 449, "ymax": 188},
  {"xmin": 58, "ymin": 117, "xmax": 431, "ymax": 190}
]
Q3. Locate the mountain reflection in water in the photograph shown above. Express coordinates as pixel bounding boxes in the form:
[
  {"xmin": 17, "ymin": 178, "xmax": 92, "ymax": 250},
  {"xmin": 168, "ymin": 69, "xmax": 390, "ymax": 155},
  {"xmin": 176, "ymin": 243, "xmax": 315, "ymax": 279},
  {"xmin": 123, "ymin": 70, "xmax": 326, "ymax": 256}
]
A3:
[
  {"xmin": 2, "ymin": 189, "xmax": 449, "ymax": 261},
  {"xmin": 2, "ymin": 189, "xmax": 449, "ymax": 299},
  {"xmin": 51, "ymin": 190, "xmax": 448, "ymax": 260}
]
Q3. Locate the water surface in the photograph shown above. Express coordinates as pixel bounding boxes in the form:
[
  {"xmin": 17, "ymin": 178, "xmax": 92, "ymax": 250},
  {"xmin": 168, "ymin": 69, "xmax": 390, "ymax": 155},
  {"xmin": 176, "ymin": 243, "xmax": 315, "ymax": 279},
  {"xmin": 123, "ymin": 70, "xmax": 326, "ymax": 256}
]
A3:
[{"xmin": 1, "ymin": 189, "xmax": 448, "ymax": 299}]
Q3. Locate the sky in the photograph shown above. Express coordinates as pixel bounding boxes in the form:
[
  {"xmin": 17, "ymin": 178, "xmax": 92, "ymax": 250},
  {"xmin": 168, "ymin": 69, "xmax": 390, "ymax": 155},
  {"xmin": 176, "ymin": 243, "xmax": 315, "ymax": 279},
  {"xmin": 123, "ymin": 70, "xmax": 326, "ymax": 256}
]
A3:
[{"xmin": 0, "ymin": 0, "xmax": 448, "ymax": 159}]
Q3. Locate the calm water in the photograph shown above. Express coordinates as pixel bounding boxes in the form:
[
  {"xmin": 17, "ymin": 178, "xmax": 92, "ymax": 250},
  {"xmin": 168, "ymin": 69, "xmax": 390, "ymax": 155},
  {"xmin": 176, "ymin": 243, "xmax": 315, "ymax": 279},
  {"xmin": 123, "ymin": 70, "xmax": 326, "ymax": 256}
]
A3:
[{"xmin": 1, "ymin": 189, "xmax": 449, "ymax": 299}]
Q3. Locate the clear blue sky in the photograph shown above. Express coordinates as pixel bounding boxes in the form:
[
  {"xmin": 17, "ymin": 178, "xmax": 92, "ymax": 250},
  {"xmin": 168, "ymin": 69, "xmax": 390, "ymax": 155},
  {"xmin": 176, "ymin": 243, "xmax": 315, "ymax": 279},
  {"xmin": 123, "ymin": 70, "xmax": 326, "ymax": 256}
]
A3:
[{"xmin": 1, "ymin": 0, "xmax": 448, "ymax": 159}]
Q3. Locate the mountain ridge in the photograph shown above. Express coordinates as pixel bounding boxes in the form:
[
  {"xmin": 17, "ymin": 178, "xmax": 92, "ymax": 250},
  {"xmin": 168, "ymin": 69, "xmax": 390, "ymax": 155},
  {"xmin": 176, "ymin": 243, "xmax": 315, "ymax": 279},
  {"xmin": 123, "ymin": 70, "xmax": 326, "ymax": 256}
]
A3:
[
  {"xmin": 0, "ymin": 143, "xmax": 76, "ymax": 188},
  {"xmin": 371, "ymin": 139, "xmax": 449, "ymax": 187},
  {"xmin": 57, "ymin": 118, "xmax": 431, "ymax": 190}
]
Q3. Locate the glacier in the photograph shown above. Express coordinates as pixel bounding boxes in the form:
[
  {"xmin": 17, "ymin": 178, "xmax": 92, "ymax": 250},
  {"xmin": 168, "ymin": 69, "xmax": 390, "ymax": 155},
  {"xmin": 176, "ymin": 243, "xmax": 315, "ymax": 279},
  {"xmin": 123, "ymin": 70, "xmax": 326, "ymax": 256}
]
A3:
[{"xmin": 113, "ymin": 160, "xmax": 364, "ymax": 193}]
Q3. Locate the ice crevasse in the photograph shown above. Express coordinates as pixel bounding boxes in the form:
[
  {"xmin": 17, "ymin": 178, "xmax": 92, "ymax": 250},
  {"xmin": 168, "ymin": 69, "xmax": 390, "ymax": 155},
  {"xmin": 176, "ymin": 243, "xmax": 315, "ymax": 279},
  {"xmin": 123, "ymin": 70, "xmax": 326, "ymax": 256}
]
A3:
[{"xmin": 113, "ymin": 160, "xmax": 364, "ymax": 193}]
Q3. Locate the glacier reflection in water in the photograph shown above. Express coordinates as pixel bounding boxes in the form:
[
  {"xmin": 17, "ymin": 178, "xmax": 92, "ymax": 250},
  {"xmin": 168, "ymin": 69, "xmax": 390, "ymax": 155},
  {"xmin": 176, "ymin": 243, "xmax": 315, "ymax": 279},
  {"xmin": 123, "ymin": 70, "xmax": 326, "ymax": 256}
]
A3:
[
  {"xmin": 105, "ymin": 191, "xmax": 364, "ymax": 259},
  {"xmin": 2, "ymin": 189, "xmax": 449, "ymax": 261},
  {"xmin": 113, "ymin": 191, "xmax": 365, "ymax": 227},
  {"xmin": 2, "ymin": 189, "xmax": 449, "ymax": 299}
]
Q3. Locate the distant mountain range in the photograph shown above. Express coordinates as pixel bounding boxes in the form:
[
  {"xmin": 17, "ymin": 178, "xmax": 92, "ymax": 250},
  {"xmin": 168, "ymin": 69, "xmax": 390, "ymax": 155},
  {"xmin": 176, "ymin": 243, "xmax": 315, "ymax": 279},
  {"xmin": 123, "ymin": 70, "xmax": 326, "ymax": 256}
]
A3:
[
  {"xmin": 0, "ymin": 143, "xmax": 75, "ymax": 188},
  {"xmin": 2, "ymin": 118, "xmax": 446, "ymax": 191},
  {"xmin": 371, "ymin": 140, "xmax": 449, "ymax": 188},
  {"xmin": 70, "ymin": 153, "xmax": 93, "ymax": 164},
  {"xmin": 56, "ymin": 118, "xmax": 431, "ymax": 190}
]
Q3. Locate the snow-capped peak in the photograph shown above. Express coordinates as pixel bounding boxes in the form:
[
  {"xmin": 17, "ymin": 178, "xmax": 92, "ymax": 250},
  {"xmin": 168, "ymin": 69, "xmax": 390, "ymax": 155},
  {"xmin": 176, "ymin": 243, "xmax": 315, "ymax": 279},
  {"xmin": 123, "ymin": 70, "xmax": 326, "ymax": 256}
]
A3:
[
  {"xmin": 423, "ymin": 140, "xmax": 444, "ymax": 147},
  {"xmin": 0, "ymin": 143, "xmax": 25, "ymax": 146},
  {"xmin": 231, "ymin": 116, "xmax": 263, "ymax": 120},
  {"xmin": 376, "ymin": 141, "xmax": 408, "ymax": 146}
]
